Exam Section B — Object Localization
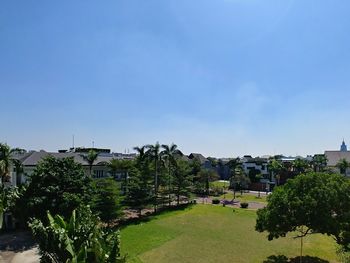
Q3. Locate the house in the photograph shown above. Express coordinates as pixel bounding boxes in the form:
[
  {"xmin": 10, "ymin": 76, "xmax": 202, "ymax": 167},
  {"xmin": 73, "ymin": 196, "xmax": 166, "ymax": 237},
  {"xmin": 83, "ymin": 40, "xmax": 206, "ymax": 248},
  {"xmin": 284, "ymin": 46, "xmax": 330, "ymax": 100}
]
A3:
[{"xmin": 8, "ymin": 148, "xmax": 135, "ymax": 186}]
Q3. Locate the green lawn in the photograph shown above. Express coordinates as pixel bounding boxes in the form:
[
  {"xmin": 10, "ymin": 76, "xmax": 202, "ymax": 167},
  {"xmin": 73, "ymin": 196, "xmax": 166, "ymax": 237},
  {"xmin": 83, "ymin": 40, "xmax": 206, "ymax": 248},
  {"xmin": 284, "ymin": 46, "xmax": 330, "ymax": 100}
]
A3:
[
  {"xmin": 219, "ymin": 192, "xmax": 268, "ymax": 204},
  {"xmin": 121, "ymin": 205, "xmax": 339, "ymax": 263}
]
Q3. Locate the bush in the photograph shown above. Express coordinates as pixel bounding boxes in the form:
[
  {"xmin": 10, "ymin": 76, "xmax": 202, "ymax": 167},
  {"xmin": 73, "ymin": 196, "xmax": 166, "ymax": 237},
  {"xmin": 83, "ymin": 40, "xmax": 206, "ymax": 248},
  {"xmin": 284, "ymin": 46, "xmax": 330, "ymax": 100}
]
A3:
[
  {"xmin": 212, "ymin": 199, "xmax": 220, "ymax": 204},
  {"xmin": 240, "ymin": 202, "xmax": 249, "ymax": 208}
]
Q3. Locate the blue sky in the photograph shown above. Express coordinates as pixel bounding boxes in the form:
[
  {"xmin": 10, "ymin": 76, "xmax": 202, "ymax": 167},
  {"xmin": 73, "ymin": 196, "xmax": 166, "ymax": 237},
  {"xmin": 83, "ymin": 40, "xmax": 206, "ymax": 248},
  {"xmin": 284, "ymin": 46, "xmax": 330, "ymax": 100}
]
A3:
[{"xmin": 1, "ymin": 0, "xmax": 350, "ymax": 157}]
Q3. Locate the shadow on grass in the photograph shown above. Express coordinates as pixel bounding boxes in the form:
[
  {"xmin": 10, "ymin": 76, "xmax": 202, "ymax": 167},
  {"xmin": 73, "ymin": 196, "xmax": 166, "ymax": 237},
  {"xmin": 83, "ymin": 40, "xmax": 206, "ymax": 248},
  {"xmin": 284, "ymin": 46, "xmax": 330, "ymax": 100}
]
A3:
[
  {"xmin": 263, "ymin": 255, "xmax": 329, "ymax": 263},
  {"xmin": 117, "ymin": 203, "xmax": 194, "ymax": 229}
]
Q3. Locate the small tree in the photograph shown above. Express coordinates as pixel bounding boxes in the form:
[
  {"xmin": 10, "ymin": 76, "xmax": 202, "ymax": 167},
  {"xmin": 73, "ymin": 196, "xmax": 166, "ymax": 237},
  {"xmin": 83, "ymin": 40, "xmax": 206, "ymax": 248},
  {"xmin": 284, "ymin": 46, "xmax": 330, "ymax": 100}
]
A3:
[
  {"xmin": 91, "ymin": 178, "xmax": 123, "ymax": 224},
  {"xmin": 30, "ymin": 206, "xmax": 125, "ymax": 263},
  {"xmin": 256, "ymin": 172, "xmax": 350, "ymax": 260},
  {"xmin": 197, "ymin": 169, "xmax": 219, "ymax": 196},
  {"xmin": 172, "ymin": 159, "xmax": 192, "ymax": 205},
  {"xmin": 125, "ymin": 167, "xmax": 153, "ymax": 216}
]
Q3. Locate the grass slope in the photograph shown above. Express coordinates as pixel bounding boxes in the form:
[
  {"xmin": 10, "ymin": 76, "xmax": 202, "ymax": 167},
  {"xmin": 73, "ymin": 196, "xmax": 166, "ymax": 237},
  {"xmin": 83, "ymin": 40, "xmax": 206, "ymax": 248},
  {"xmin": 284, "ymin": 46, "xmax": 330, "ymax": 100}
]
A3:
[{"xmin": 121, "ymin": 205, "xmax": 338, "ymax": 263}]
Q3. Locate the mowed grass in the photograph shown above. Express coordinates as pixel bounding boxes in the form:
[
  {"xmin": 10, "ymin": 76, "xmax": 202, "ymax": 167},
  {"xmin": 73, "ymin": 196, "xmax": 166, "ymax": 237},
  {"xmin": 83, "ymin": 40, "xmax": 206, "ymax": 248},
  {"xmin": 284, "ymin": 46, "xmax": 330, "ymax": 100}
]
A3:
[
  {"xmin": 219, "ymin": 192, "xmax": 268, "ymax": 204},
  {"xmin": 121, "ymin": 205, "xmax": 339, "ymax": 263}
]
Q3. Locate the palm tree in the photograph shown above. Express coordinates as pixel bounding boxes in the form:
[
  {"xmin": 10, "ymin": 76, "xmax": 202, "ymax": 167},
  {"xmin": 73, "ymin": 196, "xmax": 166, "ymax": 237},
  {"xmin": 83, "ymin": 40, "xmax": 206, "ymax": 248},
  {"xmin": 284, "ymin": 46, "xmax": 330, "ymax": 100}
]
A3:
[
  {"xmin": 133, "ymin": 146, "xmax": 146, "ymax": 165},
  {"xmin": 0, "ymin": 143, "xmax": 25, "ymax": 184},
  {"xmin": 268, "ymin": 158, "xmax": 283, "ymax": 186},
  {"xmin": 146, "ymin": 142, "xmax": 162, "ymax": 212},
  {"xmin": 292, "ymin": 158, "xmax": 310, "ymax": 175},
  {"xmin": 107, "ymin": 158, "xmax": 133, "ymax": 193},
  {"xmin": 82, "ymin": 150, "xmax": 98, "ymax": 177},
  {"xmin": 161, "ymin": 143, "xmax": 183, "ymax": 206},
  {"xmin": 336, "ymin": 158, "xmax": 350, "ymax": 176},
  {"xmin": 312, "ymin": 155, "xmax": 328, "ymax": 172}
]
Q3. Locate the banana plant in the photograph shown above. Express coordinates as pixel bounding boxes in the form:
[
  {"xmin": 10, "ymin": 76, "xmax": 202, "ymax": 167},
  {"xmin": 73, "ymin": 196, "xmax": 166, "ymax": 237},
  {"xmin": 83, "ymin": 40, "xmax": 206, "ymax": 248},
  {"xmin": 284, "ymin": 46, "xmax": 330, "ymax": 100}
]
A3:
[{"xmin": 30, "ymin": 206, "xmax": 125, "ymax": 263}]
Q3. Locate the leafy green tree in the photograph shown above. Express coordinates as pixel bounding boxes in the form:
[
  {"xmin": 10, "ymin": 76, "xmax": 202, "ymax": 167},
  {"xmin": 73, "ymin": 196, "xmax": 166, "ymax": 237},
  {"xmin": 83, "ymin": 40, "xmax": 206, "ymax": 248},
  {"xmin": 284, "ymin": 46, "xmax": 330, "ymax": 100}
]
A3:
[
  {"xmin": 91, "ymin": 178, "xmax": 123, "ymax": 224},
  {"xmin": 126, "ymin": 167, "xmax": 153, "ymax": 216},
  {"xmin": 172, "ymin": 159, "xmax": 192, "ymax": 205},
  {"xmin": 197, "ymin": 169, "xmax": 219, "ymax": 196},
  {"xmin": 18, "ymin": 156, "xmax": 92, "ymax": 222},
  {"xmin": 256, "ymin": 172, "xmax": 350, "ymax": 259},
  {"xmin": 0, "ymin": 185, "xmax": 19, "ymax": 229},
  {"xmin": 29, "ymin": 206, "xmax": 125, "ymax": 263},
  {"xmin": 248, "ymin": 167, "xmax": 261, "ymax": 183},
  {"xmin": 337, "ymin": 158, "xmax": 350, "ymax": 176},
  {"xmin": 82, "ymin": 149, "xmax": 98, "ymax": 177},
  {"xmin": 231, "ymin": 167, "xmax": 250, "ymax": 196},
  {"xmin": 161, "ymin": 143, "xmax": 183, "ymax": 206},
  {"xmin": 0, "ymin": 143, "xmax": 25, "ymax": 184}
]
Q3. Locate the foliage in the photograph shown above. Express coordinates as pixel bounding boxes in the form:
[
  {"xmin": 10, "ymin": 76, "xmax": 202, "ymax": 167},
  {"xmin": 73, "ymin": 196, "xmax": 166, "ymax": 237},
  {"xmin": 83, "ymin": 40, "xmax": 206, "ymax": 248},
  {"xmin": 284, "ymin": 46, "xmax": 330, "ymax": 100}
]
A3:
[
  {"xmin": 268, "ymin": 158, "xmax": 284, "ymax": 185},
  {"xmin": 256, "ymin": 172, "xmax": 350, "ymax": 251},
  {"xmin": 0, "ymin": 143, "xmax": 25, "ymax": 183},
  {"xmin": 29, "ymin": 206, "xmax": 125, "ymax": 263},
  {"xmin": 82, "ymin": 150, "xmax": 98, "ymax": 176},
  {"xmin": 172, "ymin": 159, "xmax": 192, "ymax": 205},
  {"xmin": 337, "ymin": 158, "xmax": 350, "ymax": 176},
  {"xmin": 0, "ymin": 185, "xmax": 20, "ymax": 228},
  {"xmin": 197, "ymin": 169, "xmax": 219, "ymax": 195},
  {"xmin": 126, "ymin": 167, "xmax": 153, "ymax": 215},
  {"xmin": 240, "ymin": 202, "xmax": 249, "ymax": 208},
  {"xmin": 91, "ymin": 178, "xmax": 123, "ymax": 223},
  {"xmin": 18, "ymin": 156, "xmax": 92, "ymax": 222},
  {"xmin": 312, "ymin": 155, "xmax": 328, "ymax": 172},
  {"xmin": 292, "ymin": 158, "xmax": 311, "ymax": 175},
  {"xmin": 248, "ymin": 168, "xmax": 262, "ymax": 183}
]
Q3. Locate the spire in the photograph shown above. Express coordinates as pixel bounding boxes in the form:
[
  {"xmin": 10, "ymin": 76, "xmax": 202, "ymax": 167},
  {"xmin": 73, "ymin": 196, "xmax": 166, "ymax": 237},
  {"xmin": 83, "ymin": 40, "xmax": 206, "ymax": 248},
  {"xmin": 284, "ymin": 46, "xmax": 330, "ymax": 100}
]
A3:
[{"xmin": 340, "ymin": 140, "xmax": 348, "ymax": 152}]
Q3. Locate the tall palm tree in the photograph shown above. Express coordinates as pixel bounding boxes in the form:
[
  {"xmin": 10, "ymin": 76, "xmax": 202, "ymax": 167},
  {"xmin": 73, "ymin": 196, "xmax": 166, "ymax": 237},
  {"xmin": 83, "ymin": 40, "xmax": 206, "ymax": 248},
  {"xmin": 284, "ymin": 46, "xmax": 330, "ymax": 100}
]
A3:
[
  {"xmin": 336, "ymin": 158, "xmax": 350, "ymax": 176},
  {"xmin": 312, "ymin": 155, "xmax": 328, "ymax": 172},
  {"xmin": 146, "ymin": 142, "xmax": 162, "ymax": 211},
  {"xmin": 133, "ymin": 146, "xmax": 146, "ymax": 166},
  {"xmin": 268, "ymin": 158, "xmax": 283, "ymax": 186},
  {"xmin": 82, "ymin": 150, "xmax": 98, "ymax": 177},
  {"xmin": 292, "ymin": 158, "xmax": 310, "ymax": 175},
  {"xmin": 0, "ymin": 143, "xmax": 25, "ymax": 184},
  {"xmin": 161, "ymin": 143, "xmax": 183, "ymax": 206}
]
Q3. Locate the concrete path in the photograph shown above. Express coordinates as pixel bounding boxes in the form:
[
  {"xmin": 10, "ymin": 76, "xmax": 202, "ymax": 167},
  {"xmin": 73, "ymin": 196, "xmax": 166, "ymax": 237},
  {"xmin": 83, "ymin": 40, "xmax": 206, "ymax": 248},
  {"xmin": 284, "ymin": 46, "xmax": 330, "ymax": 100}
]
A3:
[{"xmin": 0, "ymin": 231, "xmax": 39, "ymax": 263}]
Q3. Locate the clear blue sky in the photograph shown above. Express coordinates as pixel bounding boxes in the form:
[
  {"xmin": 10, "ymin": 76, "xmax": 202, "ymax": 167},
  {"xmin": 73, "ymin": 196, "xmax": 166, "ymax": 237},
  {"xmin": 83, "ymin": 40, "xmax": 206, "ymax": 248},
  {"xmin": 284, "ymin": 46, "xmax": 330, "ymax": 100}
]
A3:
[{"xmin": 1, "ymin": 0, "xmax": 350, "ymax": 157}]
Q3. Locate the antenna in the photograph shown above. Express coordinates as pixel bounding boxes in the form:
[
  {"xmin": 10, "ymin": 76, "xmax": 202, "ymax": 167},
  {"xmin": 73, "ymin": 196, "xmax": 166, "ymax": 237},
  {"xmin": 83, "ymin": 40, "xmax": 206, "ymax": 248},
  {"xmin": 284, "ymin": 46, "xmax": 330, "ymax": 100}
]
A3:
[
  {"xmin": 92, "ymin": 141, "xmax": 95, "ymax": 148},
  {"xmin": 72, "ymin": 135, "xmax": 75, "ymax": 149}
]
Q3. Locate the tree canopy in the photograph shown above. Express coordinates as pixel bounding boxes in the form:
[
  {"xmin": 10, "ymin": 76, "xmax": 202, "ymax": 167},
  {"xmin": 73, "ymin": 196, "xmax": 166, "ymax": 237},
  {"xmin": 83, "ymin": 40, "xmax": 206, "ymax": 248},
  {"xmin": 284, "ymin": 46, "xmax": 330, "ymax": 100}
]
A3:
[
  {"xmin": 18, "ymin": 156, "xmax": 92, "ymax": 222},
  {"xmin": 256, "ymin": 172, "xmax": 350, "ymax": 251}
]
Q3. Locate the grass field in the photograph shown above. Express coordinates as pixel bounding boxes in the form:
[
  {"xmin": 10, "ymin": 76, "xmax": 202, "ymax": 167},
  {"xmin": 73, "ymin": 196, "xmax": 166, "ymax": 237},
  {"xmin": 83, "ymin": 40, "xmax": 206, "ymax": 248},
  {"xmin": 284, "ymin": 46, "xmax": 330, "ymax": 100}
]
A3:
[
  {"xmin": 121, "ymin": 205, "xmax": 339, "ymax": 263},
  {"xmin": 219, "ymin": 192, "xmax": 268, "ymax": 204}
]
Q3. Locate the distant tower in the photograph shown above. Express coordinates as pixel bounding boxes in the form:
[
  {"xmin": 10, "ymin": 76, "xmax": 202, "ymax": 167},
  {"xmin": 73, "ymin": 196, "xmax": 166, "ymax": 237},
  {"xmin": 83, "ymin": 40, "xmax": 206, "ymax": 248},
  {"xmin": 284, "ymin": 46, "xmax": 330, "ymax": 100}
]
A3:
[{"xmin": 340, "ymin": 140, "xmax": 348, "ymax": 152}]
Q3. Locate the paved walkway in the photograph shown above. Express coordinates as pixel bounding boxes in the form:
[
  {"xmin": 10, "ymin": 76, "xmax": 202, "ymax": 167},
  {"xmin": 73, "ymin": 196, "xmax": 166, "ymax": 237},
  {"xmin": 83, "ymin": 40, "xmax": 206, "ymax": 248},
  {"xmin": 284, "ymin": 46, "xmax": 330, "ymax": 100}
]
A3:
[{"xmin": 0, "ymin": 231, "xmax": 39, "ymax": 263}]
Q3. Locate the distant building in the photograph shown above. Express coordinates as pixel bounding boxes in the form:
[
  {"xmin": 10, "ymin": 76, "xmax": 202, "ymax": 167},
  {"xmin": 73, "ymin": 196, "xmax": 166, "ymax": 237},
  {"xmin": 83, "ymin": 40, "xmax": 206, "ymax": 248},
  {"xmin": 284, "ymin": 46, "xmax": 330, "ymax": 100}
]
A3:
[
  {"xmin": 8, "ymin": 149, "xmax": 136, "ymax": 186},
  {"xmin": 324, "ymin": 140, "xmax": 350, "ymax": 175}
]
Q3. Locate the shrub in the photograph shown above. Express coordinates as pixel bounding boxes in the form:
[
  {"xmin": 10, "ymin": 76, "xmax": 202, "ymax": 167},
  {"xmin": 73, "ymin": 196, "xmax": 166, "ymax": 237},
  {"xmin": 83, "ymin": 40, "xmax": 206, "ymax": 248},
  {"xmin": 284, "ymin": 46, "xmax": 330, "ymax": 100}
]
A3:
[
  {"xmin": 212, "ymin": 199, "xmax": 220, "ymax": 204},
  {"xmin": 240, "ymin": 202, "xmax": 249, "ymax": 208}
]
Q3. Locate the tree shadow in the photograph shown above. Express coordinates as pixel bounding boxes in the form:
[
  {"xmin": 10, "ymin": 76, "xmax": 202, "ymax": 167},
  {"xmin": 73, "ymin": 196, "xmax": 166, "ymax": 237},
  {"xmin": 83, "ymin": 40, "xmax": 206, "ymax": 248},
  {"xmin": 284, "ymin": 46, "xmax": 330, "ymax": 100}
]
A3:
[
  {"xmin": 117, "ymin": 203, "xmax": 194, "ymax": 229},
  {"xmin": 263, "ymin": 255, "xmax": 329, "ymax": 263},
  {"xmin": 0, "ymin": 230, "xmax": 36, "ymax": 252}
]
